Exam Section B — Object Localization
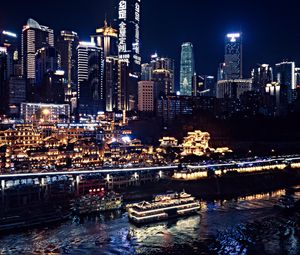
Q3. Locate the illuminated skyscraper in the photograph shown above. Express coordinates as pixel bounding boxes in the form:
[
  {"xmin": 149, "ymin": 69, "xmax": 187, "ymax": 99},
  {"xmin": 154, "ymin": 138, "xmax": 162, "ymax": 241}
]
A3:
[
  {"xmin": 0, "ymin": 47, "xmax": 8, "ymax": 112},
  {"xmin": 91, "ymin": 20, "xmax": 118, "ymax": 59},
  {"xmin": 117, "ymin": 0, "xmax": 141, "ymax": 109},
  {"xmin": 77, "ymin": 42, "xmax": 104, "ymax": 114},
  {"xmin": 276, "ymin": 61, "xmax": 296, "ymax": 104},
  {"xmin": 180, "ymin": 42, "xmax": 195, "ymax": 96},
  {"xmin": 22, "ymin": 18, "xmax": 54, "ymax": 82},
  {"xmin": 251, "ymin": 64, "xmax": 273, "ymax": 92},
  {"xmin": 56, "ymin": 31, "xmax": 79, "ymax": 96},
  {"xmin": 224, "ymin": 33, "xmax": 242, "ymax": 79},
  {"xmin": 105, "ymin": 56, "xmax": 129, "ymax": 112},
  {"xmin": 35, "ymin": 46, "xmax": 60, "ymax": 85},
  {"xmin": 151, "ymin": 55, "xmax": 175, "ymax": 94},
  {"xmin": 141, "ymin": 63, "xmax": 152, "ymax": 81},
  {"xmin": 0, "ymin": 30, "xmax": 19, "ymax": 77},
  {"xmin": 117, "ymin": 0, "xmax": 141, "ymax": 73}
]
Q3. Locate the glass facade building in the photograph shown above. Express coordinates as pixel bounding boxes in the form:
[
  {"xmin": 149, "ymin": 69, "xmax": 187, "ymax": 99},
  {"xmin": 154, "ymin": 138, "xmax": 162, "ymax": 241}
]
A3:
[{"xmin": 180, "ymin": 42, "xmax": 195, "ymax": 96}]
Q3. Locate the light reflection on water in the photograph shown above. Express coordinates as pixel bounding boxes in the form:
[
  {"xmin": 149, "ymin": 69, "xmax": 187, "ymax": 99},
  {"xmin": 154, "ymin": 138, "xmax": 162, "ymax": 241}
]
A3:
[{"xmin": 1, "ymin": 188, "xmax": 300, "ymax": 255}]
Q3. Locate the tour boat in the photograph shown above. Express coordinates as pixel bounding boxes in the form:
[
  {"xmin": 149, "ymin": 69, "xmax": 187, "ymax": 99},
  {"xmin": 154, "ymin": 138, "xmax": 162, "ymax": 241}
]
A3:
[
  {"xmin": 127, "ymin": 191, "xmax": 200, "ymax": 225},
  {"xmin": 71, "ymin": 192, "xmax": 123, "ymax": 215}
]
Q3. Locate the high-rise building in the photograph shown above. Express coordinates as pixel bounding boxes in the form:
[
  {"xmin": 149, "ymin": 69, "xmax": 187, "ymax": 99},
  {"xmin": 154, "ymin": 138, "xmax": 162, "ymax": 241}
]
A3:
[
  {"xmin": 0, "ymin": 30, "xmax": 19, "ymax": 78},
  {"xmin": 217, "ymin": 79, "xmax": 252, "ymax": 99},
  {"xmin": 77, "ymin": 41, "xmax": 104, "ymax": 114},
  {"xmin": 295, "ymin": 68, "xmax": 300, "ymax": 87},
  {"xmin": 252, "ymin": 64, "xmax": 273, "ymax": 92},
  {"xmin": 180, "ymin": 42, "xmax": 195, "ymax": 96},
  {"xmin": 56, "ymin": 31, "xmax": 79, "ymax": 97},
  {"xmin": 117, "ymin": 0, "xmax": 142, "ymax": 110},
  {"xmin": 22, "ymin": 18, "xmax": 54, "ymax": 82},
  {"xmin": 141, "ymin": 63, "xmax": 152, "ymax": 81},
  {"xmin": 138, "ymin": 81, "xmax": 154, "ymax": 112},
  {"xmin": 151, "ymin": 56, "xmax": 175, "ymax": 94},
  {"xmin": 193, "ymin": 75, "xmax": 216, "ymax": 97},
  {"xmin": 105, "ymin": 56, "xmax": 129, "ymax": 112},
  {"xmin": 224, "ymin": 33, "xmax": 242, "ymax": 79},
  {"xmin": 8, "ymin": 77, "xmax": 26, "ymax": 116},
  {"xmin": 39, "ymin": 71, "xmax": 65, "ymax": 104},
  {"xmin": 91, "ymin": 20, "xmax": 118, "ymax": 59},
  {"xmin": 35, "ymin": 46, "xmax": 60, "ymax": 85},
  {"xmin": 275, "ymin": 61, "xmax": 296, "ymax": 104},
  {"xmin": 0, "ymin": 46, "xmax": 8, "ymax": 112},
  {"xmin": 152, "ymin": 69, "xmax": 172, "ymax": 97},
  {"xmin": 117, "ymin": 0, "xmax": 141, "ymax": 73}
]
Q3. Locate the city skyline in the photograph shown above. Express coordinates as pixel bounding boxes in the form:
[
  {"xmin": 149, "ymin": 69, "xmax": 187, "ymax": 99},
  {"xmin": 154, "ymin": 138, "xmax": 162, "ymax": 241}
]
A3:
[{"xmin": 1, "ymin": 0, "xmax": 300, "ymax": 81}]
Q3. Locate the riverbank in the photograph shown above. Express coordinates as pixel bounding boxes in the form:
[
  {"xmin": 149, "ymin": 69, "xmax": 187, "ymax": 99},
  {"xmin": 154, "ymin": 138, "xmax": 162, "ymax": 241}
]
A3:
[{"xmin": 120, "ymin": 169, "xmax": 300, "ymax": 201}]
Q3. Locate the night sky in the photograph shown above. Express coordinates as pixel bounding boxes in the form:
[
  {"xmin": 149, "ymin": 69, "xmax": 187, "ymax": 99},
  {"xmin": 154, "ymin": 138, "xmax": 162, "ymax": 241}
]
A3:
[{"xmin": 1, "ymin": 0, "xmax": 299, "ymax": 85}]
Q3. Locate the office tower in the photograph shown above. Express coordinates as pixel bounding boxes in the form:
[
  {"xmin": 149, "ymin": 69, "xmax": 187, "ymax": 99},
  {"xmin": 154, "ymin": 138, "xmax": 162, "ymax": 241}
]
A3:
[
  {"xmin": 8, "ymin": 77, "xmax": 26, "ymax": 116},
  {"xmin": 56, "ymin": 31, "xmax": 79, "ymax": 98},
  {"xmin": 22, "ymin": 18, "xmax": 54, "ymax": 82},
  {"xmin": 275, "ymin": 61, "xmax": 296, "ymax": 104},
  {"xmin": 193, "ymin": 75, "xmax": 216, "ymax": 97},
  {"xmin": 294, "ymin": 68, "xmax": 300, "ymax": 87},
  {"xmin": 141, "ymin": 63, "xmax": 152, "ymax": 81},
  {"xmin": 152, "ymin": 69, "xmax": 172, "ymax": 97},
  {"xmin": 192, "ymin": 74, "xmax": 204, "ymax": 97},
  {"xmin": 35, "ymin": 46, "xmax": 60, "ymax": 85},
  {"xmin": 91, "ymin": 20, "xmax": 118, "ymax": 59},
  {"xmin": 224, "ymin": 33, "xmax": 242, "ymax": 79},
  {"xmin": 105, "ymin": 56, "xmax": 129, "ymax": 112},
  {"xmin": 38, "ymin": 71, "xmax": 65, "ymax": 104},
  {"xmin": 251, "ymin": 64, "xmax": 273, "ymax": 92},
  {"xmin": 0, "ymin": 47, "xmax": 8, "ymax": 112},
  {"xmin": 77, "ymin": 42, "xmax": 104, "ymax": 114},
  {"xmin": 117, "ymin": 0, "xmax": 141, "ymax": 72},
  {"xmin": 0, "ymin": 30, "xmax": 19, "ymax": 77},
  {"xmin": 180, "ymin": 42, "xmax": 195, "ymax": 96},
  {"xmin": 117, "ymin": 0, "xmax": 142, "ymax": 109},
  {"xmin": 217, "ymin": 79, "xmax": 252, "ymax": 99},
  {"xmin": 138, "ymin": 81, "xmax": 154, "ymax": 112},
  {"xmin": 151, "ymin": 56, "xmax": 175, "ymax": 94}
]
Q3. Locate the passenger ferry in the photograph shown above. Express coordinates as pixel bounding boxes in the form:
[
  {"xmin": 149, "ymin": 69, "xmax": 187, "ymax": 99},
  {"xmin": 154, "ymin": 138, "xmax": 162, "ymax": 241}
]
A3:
[
  {"xmin": 127, "ymin": 191, "xmax": 200, "ymax": 225},
  {"xmin": 71, "ymin": 192, "xmax": 123, "ymax": 215}
]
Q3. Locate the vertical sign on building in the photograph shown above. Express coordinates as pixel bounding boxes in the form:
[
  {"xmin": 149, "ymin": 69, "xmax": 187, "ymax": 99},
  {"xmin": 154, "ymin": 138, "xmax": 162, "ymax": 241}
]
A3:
[
  {"xmin": 134, "ymin": 0, "xmax": 141, "ymax": 65},
  {"xmin": 118, "ymin": 0, "xmax": 129, "ymax": 61}
]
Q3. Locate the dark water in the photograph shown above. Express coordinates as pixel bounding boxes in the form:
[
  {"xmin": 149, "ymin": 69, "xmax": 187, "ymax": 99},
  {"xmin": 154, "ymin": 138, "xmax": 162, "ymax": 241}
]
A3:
[{"xmin": 1, "ymin": 189, "xmax": 300, "ymax": 255}]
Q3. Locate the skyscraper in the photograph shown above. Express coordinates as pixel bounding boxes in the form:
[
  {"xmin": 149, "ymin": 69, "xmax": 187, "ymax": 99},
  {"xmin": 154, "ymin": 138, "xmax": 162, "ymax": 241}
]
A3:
[
  {"xmin": 276, "ymin": 61, "xmax": 296, "ymax": 104},
  {"xmin": 77, "ymin": 42, "xmax": 104, "ymax": 114},
  {"xmin": 105, "ymin": 56, "xmax": 129, "ymax": 112},
  {"xmin": 252, "ymin": 64, "xmax": 273, "ymax": 92},
  {"xmin": 141, "ymin": 63, "xmax": 152, "ymax": 81},
  {"xmin": 0, "ymin": 47, "xmax": 8, "ymax": 112},
  {"xmin": 35, "ymin": 46, "xmax": 60, "ymax": 85},
  {"xmin": 0, "ymin": 30, "xmax": 19, "ymax": 78},
  {"xmin": 22, "ymin": 18, "xmax": 54, "ymax": 82},
  {"xmin": 180, "ymin": 42, "xmax": 195, "ymax": 96},
  {"xmin": 91, "ymin": 20, "xmax": 118, "ymax": 59},
  {"xmin": 117, "ymin": 0, "xmax": 141, "ymax": 72},
  {"xmin": 56, "ymin": 31, "xmax": 79, "ymax": 97},
  {"xmin": 151, "ymin": 55, "xmax": 175, "ymax": 94},
  {"xmin": 117, "ymin": 0, "xmax": 141, "ymax": 109},
  {"xmin": 224, "ymin": 33, "xmax": 242, "ymax": 79}
]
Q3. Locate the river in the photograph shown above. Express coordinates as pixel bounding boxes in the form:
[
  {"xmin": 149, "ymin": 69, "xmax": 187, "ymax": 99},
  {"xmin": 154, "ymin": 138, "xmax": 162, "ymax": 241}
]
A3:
[{"xmin": 1, "ymin": 188, "xmax": 300, "ymax": 255}]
